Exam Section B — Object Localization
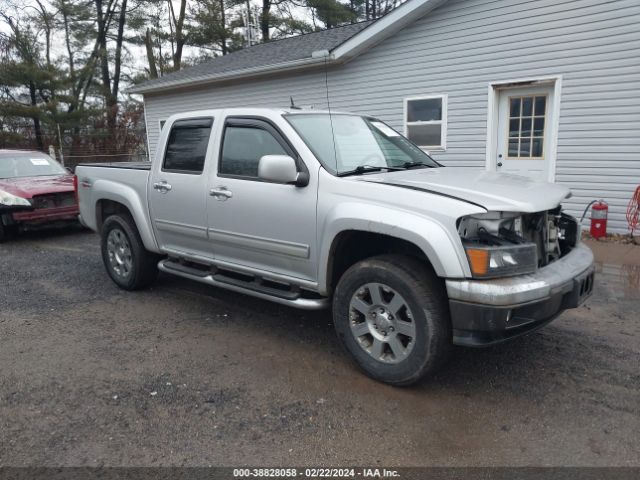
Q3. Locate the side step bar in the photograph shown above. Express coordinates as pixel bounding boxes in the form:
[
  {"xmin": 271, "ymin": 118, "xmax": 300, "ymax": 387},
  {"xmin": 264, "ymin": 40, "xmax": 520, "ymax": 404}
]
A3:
[{"xmin": 158, "ymin": 259, "xmax": 329, "ymax": 310}]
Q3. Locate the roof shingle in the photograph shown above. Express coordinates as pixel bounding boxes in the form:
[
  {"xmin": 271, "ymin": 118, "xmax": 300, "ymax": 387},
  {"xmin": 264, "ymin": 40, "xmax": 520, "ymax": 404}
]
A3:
[{"xmin": 131, "ymin": 21, "xmax": 373, "ymax": 94}]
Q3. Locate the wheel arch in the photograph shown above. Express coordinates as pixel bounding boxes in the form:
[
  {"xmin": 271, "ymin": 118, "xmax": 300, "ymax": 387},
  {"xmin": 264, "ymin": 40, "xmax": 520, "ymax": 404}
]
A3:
[
  {"xmin": 93, "ymin": 180, "xmax": 159, "ymax": 253},
  {"xmin": 318, "ymin": 208, "xmax": 470, "ymax": 296}
]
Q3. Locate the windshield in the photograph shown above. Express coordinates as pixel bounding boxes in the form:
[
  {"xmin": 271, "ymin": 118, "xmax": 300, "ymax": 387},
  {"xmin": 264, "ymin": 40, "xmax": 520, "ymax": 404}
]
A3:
[
  {"xmin": 0, "ymin": 155, "xmax": 66, "ymax": 179},
  {"xmin": 285, "ymin": 113, "xmax": 439, "ymax": 175}
]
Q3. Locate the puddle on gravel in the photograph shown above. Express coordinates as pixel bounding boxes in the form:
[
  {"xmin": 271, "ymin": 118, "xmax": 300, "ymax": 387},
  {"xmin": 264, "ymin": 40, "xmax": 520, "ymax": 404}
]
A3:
[{"xmin": 595, "ymin": 262, "xmax": 640, "ymax": 300}]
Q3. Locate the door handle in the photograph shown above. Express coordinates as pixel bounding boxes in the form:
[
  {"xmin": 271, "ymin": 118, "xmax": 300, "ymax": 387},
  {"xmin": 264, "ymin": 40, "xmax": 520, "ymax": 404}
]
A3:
[
  {"xmin": 153, "ymin": 181, "xmax": 172, "ymax": 193},
  {"xmin": 497, "ymin": 162, "xmax": 503, "ymax": 167},
  {"xmin": 210, "ymin": 186, "xmax": 233, "ymax": 200}
]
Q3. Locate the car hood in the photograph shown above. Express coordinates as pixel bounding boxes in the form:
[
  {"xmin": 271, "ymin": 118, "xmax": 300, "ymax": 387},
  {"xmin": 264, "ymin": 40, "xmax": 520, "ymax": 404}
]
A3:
[
  {"xmin": 0, "ymin": 174, "xmax": 75, "ymax": 199},
  {"xmin": 358, "ymin": 168, "xmax": 571, "ymax": 212}
]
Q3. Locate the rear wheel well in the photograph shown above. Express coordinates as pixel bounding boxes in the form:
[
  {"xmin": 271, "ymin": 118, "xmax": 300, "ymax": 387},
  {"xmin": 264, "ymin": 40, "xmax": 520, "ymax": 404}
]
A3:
[
  {"xmin": 96, "ymin": 200, "xmax": 132, "ymax": 230},
  {"xmin": 327, "ymin": 231, "xmax": 433, "ymax": 294}
]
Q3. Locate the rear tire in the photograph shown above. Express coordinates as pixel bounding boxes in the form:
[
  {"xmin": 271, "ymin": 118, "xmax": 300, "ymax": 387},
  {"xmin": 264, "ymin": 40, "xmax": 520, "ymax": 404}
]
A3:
[
  {"xmin": 101, "ymin": 214, "xmax": 160, "ymax": 290},
  {"xmin": 332, "ymin": 254, "xmax": 451, "ymax": 386}
]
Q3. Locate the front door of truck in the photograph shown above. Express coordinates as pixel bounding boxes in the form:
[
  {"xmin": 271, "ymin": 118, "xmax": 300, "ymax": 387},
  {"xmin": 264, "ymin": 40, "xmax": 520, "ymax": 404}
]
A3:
[
  {"xmin": 149, "ymin": 116, "xmax": 215, "ymax": 261},
  {"xmin": 206, "ymin": 116, "xmax": 317, "ymax": 282}
]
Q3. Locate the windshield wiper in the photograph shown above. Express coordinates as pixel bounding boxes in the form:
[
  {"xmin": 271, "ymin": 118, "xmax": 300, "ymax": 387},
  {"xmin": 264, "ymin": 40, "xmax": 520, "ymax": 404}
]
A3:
[
  {"xmin": 337, "ymin": 165, "xmax": 404, "ymax": 177},
  {"xmin": 402, "ymin": 161, "xmax": 435, "ymax": 169}
]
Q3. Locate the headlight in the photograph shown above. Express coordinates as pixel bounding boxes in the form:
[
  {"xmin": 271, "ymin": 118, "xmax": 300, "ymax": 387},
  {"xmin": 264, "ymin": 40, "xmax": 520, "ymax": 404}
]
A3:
[
  {"xmin": 463, "ymin": 243, "xmax": 538, "ymax": 278},
  {"xmin": 458, "ymin": 211, "xmax": 538, "ymax": 278},
  {"xmin": 0, "ymin": 190, "xmax": 32, "ymax": 207}
]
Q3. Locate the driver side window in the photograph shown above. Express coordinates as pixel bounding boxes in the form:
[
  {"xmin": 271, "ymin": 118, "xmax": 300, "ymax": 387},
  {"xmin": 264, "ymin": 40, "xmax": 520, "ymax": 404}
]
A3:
[{"xmin": 219, "ymin": 125, "xmax": 287, "ymax": 178}]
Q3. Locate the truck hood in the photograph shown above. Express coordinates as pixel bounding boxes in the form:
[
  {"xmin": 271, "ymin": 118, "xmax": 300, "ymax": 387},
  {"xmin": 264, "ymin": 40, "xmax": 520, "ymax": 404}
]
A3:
[
  {"xmin": 359, "ymin": 168, "xmax": 571, "ymax": 212},
  {"xmin": 0, "ymin": 174, "xmax": 75, "ymax": 199}
]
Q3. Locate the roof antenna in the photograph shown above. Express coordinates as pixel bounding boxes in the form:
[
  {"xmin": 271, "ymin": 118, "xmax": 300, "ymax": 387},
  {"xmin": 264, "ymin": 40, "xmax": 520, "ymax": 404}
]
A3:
[
  {"xmin": 290, "ymin": 96, "xmax": 301, "ymax": 110},
  {"xmin": 322, "ymin": 53, "xmax": 339, "ymax": 173}
]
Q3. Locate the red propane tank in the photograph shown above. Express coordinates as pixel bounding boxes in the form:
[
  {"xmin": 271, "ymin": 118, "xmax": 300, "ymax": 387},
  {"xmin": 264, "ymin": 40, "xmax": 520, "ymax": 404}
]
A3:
[{"xmin": 590, "ymin": 200, "xmax": 608, "ymax": 239}]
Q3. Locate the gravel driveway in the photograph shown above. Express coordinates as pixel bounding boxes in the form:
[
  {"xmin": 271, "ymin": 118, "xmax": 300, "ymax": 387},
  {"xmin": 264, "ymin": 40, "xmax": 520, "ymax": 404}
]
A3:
[{"xmin": 1, "ymin": 228, "xmax": 638, "ymax": 466}]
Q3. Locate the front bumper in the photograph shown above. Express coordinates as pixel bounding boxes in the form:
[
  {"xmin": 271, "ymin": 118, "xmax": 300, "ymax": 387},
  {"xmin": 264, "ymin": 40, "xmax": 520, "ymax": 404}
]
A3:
[
  {"xmin": 446, "ymin": 243, "xmax": 595, "ymax": 347},
  {"xmin": 11, "ymin": 205, "xmax": 79, "ymax": 224}
]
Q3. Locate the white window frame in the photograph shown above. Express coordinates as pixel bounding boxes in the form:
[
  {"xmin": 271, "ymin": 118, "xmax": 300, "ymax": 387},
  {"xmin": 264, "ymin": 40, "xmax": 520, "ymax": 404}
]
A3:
[{"xmin": 403, "ymin": 94, "xmax": 448, "ymax": 151}]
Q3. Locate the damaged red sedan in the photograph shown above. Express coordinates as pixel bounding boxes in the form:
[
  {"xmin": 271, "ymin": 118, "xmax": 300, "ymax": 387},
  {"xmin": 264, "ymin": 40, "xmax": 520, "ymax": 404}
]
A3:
[{"xmin": 0, "ymin": 150, "xmax": 79, "ymax": 241}]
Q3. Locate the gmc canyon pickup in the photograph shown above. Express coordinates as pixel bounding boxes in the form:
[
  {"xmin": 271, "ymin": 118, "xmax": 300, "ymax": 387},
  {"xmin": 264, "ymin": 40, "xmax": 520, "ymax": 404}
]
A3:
[{"xmin": 76, "ymin": 108, "xmax": 595, "ymax": 385}]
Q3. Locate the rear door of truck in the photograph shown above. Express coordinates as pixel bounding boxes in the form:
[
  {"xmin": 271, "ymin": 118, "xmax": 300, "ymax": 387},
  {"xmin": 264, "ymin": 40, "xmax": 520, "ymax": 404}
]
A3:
[{"xmin": 148, "ymin": 115, "xmax": 216, "ymax": 260}]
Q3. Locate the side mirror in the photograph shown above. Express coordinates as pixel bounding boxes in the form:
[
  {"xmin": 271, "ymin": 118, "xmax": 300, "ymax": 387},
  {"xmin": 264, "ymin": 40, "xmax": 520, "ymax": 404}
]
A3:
[{"xmin": 258, "ymin": 155, "xmax": 308, "ymax": 187}]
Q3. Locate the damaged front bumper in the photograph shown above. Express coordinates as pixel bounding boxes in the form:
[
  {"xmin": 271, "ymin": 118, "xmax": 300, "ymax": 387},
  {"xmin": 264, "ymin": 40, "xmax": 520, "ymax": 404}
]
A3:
[{"xmin": 446, "ymin": 243, "xmax": 595, "ymax": 347}]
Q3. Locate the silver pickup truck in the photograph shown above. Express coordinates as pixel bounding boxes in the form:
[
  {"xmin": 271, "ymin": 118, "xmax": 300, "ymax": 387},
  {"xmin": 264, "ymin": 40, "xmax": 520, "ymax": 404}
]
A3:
[{"xmin": 76, "ymin": 108, "xmax": 595, "ymax": 385}]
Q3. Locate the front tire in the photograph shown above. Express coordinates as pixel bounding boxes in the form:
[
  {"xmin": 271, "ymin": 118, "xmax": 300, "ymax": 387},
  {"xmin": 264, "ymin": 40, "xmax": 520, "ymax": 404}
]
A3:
[
  {"xmin": 332, "ymin": 255, "xmax": 451, "ymax": 386},
  {"xmin": 101, "ymin": 214, "xmax": 160, "ymax": 290}
]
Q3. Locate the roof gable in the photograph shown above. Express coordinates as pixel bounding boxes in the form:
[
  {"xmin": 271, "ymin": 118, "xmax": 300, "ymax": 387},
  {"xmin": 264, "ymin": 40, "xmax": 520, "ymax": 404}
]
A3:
[{"xmin": 130, "ymin": 0, "xmax": 447, "ymax": 94}]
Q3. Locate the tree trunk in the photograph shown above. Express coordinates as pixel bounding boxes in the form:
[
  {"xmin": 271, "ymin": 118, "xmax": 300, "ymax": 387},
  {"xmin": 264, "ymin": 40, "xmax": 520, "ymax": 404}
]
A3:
[
  {"xmin": 95, "ymin": 0, "xmax": 117, "ymax": 133},
  {"xmin": 144, "ymin": 29, "xmax": 159, "ymax": 79},
  {"xmin": 220, "ymin": 0, "xmax": 227, "ymax": 55},
  {"xmin": 174, "ymin": 0, "xmax": 187, "ymax": 69},
  {"xmin": 29, "ymin": 81, "xmax": 44, "ymax": 151},
  {"xmin": 112, "ymin": 0, "xmax": 127, "ymax": 101},
  {"xmin": 261, "ymin": 0, "xmax": 270, "ymax": 42}
]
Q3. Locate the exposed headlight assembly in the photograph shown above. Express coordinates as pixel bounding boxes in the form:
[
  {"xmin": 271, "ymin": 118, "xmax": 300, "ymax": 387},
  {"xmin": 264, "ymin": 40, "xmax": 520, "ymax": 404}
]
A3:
[
  {"xmin": 0, "ymin": 190, "xmax": 32, "ymax": 207},
  {"xmin": 458, "ymin": 211, "xmax": 538, "ymax": 278},
  {"xmin": 464, "ymin": 243, "xmax": 538, "ymax": 278}
]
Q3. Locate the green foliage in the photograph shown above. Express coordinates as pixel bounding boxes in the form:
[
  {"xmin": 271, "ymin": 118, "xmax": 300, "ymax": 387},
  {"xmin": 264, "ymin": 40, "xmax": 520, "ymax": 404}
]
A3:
[
  {"xmin": 0, "ymin": 0, "xmax": 404, "ymax": 153},
  {"xmin": 306, "ymin": 0, "xmax": 356, "ymax": 29}
]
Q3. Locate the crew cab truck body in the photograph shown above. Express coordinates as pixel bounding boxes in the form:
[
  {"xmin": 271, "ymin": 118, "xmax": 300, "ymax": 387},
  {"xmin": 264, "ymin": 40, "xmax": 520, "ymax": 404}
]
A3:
[{"xmin": 77, "ymin": 108, "xmax": 595, "ymax": 385}]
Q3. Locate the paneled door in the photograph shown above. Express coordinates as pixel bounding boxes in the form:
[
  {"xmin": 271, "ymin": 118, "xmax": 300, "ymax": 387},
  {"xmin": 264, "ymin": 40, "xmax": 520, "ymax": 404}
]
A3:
[{"xmin": 496, "ymin": 85, "xmax": 554, "ymax": 181}]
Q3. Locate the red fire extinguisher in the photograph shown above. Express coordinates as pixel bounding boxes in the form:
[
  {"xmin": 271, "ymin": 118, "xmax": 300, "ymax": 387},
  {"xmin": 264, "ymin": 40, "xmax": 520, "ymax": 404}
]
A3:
[{"xmin": 590, "ymin": 200, "xmax": 608, "ymax": 239}]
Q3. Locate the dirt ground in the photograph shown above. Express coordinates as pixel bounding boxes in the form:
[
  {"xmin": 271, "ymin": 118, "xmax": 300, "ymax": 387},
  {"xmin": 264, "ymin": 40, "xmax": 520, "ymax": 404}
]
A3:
[{"xmin": 0, "ymin": 228, "xmax": 638, "ymax": 467}]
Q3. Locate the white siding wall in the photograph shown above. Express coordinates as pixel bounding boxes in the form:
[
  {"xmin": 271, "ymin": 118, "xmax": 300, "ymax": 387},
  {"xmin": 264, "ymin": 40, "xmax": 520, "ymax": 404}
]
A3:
[{"xmin": 144, "ymin": 0, "xmax": 640, "ymax": 233}]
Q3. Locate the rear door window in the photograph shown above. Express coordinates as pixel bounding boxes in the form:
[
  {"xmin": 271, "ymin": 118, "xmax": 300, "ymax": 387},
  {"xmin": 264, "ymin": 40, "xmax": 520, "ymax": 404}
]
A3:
[{"xmin": 163, "ymin": 118, "xmax": 213, "ymax": 174}]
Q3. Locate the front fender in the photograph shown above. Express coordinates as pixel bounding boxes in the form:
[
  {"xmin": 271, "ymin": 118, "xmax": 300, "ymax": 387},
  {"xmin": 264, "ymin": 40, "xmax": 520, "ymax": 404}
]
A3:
[
  {"xmin": 90, "ymin": 179, "xmax": 159, "ymax": 252},
  {"xmin": 317, "ymin": 202, "xmax": 473, "ymax": 295}
]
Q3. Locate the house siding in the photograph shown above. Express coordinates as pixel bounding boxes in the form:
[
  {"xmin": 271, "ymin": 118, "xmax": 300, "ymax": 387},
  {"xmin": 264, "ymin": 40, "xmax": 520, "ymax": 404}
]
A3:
[{"xmin": 143, "ymin": 0, "xmax": 640, "ymax": 233}]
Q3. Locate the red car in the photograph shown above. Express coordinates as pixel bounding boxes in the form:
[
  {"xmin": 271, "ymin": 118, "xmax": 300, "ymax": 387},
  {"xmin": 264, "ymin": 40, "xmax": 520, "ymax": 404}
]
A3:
[{"xmin": 0, "ymin": 150, "xmax": 79, "ymax": 241}]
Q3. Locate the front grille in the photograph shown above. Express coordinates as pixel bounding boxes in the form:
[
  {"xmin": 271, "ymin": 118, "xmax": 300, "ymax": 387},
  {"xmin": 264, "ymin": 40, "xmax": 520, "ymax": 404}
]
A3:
[{"xmin": 32, "ymin": 192, "xmax": 75, "ymax": 209}]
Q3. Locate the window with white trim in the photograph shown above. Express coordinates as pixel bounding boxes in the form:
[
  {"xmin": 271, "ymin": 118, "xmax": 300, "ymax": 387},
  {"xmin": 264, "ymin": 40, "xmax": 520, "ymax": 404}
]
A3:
[{"xmin": 404, "ymin": 95, "xmax": 447, "ymax": 150}]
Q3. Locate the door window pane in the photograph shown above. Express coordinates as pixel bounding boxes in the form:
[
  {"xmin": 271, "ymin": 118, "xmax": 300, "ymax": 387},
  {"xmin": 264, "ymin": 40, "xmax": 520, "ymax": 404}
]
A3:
[
  {"xmin": 508, "ymin": 139, "xmax": 519, "ymax": 157},
  {"xmin": 534, "ymin": 96, "xmax": 546, "ymax": 116},
  {"xmin": 509, "ymin": 119, "xmax": 519, "ymax": 137},
  {"xmin": 522, "ymin": 97, "xmax": 533, "ymax": 116},
  {"xmin": 521, "ymin": 118, "xmax": 532, "ymax": 137},
  {"xmin": 220, "ymin": 126, "xmax": 287, "ymax": 178},
  {"xmin": 506, "ymin": 94, "xmax": 547, "ymax": 159},
  {"xmin": 532, "ymin": 137, "xmax": 544, "ymax": 157},
  {"xmin": 163, "ymin": 118, "xmax": 213, "ymax": 173},
  {"xmin": 510, "ymin": 98, "xmax": 521, "ymax": 117}
]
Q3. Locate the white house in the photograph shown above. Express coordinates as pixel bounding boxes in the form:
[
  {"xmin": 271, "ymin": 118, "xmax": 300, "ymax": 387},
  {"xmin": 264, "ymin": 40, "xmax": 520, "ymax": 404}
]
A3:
[{"xmin": 130, "ymin": 0, "xmax": 640, "ymax": 233}]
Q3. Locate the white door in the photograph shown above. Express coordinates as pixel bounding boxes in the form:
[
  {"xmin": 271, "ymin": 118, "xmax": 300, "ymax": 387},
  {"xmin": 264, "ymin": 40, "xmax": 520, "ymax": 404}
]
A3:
[{"xmin": 496, "ymin": 85, "xmax": 553, "ymax": 181}]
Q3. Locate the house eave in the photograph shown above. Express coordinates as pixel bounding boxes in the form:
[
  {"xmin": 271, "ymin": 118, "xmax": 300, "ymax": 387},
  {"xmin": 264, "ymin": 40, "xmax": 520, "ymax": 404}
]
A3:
[{"xmin": 128, "ymin": 54, "xmax": 337, "ymax": 95}]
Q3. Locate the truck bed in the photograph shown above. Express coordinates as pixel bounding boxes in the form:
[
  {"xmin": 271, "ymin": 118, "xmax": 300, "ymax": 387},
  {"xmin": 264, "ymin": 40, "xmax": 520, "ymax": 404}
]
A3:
[
  {"xmin": 76, "ymin": 161, "xmax": 151, "ymax": 171},
  {"xmin": 75, "ymin": 161, "xmax": 151, "ymax": 235}
]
